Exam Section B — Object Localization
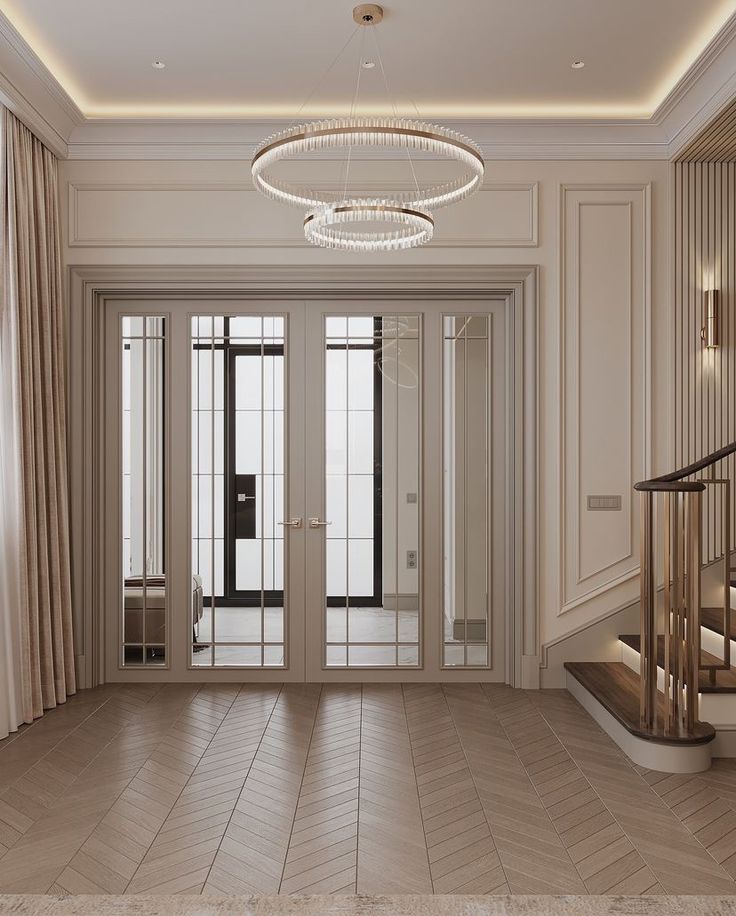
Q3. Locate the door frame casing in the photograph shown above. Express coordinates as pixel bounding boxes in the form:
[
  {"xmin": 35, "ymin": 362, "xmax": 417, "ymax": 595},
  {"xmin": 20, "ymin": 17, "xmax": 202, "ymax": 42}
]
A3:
[{"xmin": 68, "ymin": 264, "xmax": 539, "ymax": 688}]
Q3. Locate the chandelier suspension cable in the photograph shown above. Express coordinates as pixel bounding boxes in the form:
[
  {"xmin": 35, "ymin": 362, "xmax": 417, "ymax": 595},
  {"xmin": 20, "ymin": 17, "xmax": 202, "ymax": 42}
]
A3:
[
  {"xmin": 370, "ymin": 21, "xmax": 421, "ymax": 198},
  {"xmin": 341, "ymin": 26, "xmax": 368, "ymax": 199},
  {"xmin": 289, "ymin": 24, "xmax": 361, "ymax": 128}
]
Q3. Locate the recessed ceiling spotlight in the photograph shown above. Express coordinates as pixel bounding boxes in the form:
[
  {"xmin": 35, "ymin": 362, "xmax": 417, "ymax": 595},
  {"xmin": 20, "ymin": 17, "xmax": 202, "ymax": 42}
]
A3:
[
  {"xmin": 152, "ymin": 59, "xmax": 166, "ymax": 69},
  {"xmin": 571, "ymin": 59, "xmax": 585, "ymax": 69},
  {"xmin": 361, "ymin": 59, "xmax": 376, "ymax": 69}
]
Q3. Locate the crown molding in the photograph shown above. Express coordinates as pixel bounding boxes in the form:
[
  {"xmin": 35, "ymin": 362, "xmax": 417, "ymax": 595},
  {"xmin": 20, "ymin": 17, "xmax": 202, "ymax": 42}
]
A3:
[
  {"xmin": 0, "ymin": 10, "xmax": 734, "ymax": 162},
  {"xmin": 64, "ymin": 118, "xmax": 673, "ymax": 161},
  {"xmin": 0, "ymin": 12, "xmax": 83, "ymax": 157},
  {"xmin": 656, "ymin": 12, "xmax": 736, "ymax": 157}
]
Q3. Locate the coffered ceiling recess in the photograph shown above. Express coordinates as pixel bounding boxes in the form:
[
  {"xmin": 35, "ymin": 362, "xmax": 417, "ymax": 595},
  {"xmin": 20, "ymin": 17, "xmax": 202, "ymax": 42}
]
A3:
[{"xmin": 0, "ymin": 0, "xmax": 735, "ymax": 119}]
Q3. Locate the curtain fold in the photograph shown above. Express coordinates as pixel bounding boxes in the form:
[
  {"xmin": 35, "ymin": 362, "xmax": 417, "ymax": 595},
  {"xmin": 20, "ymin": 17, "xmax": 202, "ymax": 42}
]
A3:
[{"xmin": 0, "ymin": 109, "xmax": 75, "ymax": 739}]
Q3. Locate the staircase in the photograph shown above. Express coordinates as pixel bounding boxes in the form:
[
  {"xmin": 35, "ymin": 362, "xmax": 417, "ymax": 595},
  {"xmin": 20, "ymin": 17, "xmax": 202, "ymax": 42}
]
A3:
[{"xmin": 565, "ymin": 441, "xmax": 736, "ymax": 773}]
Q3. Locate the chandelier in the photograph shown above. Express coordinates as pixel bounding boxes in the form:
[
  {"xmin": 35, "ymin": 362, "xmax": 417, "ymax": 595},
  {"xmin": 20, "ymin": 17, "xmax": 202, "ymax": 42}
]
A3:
[{"xmin": 251, "ymin": 4, "xmax": 484, "ymax": 252}]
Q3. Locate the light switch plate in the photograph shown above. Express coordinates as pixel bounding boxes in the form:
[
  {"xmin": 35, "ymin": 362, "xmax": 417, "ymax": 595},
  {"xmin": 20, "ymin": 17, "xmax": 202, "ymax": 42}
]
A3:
[{"xmin": 587, "ymin": 495, "xmax": 622, "ymax": 511}]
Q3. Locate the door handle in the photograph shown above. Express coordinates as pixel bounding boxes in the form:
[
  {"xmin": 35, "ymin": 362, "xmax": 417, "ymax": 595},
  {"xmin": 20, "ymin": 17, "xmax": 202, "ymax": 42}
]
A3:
[
  {"xmin": 278, "ymin": 518, "xmax": 303, "ymax": 529},
  {"xmin": 308, "ymin": 518, "xmax": 332, "ymax": 528}
]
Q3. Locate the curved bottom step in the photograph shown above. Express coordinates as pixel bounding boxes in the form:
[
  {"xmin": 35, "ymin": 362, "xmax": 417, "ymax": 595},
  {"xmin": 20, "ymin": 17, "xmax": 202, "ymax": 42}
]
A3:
[{"xmin": 565, "ymin": 661, "xmax": 715, "ymax": 773}]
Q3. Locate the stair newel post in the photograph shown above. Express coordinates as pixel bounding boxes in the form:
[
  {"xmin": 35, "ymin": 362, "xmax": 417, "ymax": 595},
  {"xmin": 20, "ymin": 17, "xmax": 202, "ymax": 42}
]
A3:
[
  {"xmin": 686, "ymin": 489, "xmax": 702, "ymax": 731},
  {"xmin": 640, "ymin": 489, "xmax": 657, "ymax": 731},
  {"xmin": 663, "ymin": 492, "xmax": 672, "ymax": 732}
]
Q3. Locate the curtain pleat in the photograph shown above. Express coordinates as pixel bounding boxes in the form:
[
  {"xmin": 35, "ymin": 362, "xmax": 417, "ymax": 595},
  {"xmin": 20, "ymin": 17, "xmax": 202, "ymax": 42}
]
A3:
[{"xmin": 2, "ymin": 109, "xmax": 75, "ymax": 729}]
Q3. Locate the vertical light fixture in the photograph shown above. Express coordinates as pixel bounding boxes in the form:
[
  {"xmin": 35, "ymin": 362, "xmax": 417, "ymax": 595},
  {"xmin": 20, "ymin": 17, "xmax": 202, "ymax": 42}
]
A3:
[{"xmin": 701, "ymin": 289, "xmax": 720, "ymax": 348}]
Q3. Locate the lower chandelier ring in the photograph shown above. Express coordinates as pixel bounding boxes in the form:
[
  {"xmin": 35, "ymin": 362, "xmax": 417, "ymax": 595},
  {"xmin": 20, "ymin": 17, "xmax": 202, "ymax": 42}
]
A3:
[{"xmin": 303, "ymin": 201, "xmax": 434, "ymax": 252}]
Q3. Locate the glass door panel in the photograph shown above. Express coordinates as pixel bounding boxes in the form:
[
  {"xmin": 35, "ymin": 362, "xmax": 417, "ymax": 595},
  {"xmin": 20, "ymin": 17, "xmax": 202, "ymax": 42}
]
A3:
[
  {"xmin": 323, "ymin": 315, "xmax": 421, "ymax": 668},
  {"xmin": 191, "ymin": 315, "xmax": 287, "ymax": 668},
  {"xmin": 442, "ymin": 315, "xmax": 492, "ymax": 668},
  {"xmin": 120, "ymin": 316, "xmax": 167, "ymax": 667}
]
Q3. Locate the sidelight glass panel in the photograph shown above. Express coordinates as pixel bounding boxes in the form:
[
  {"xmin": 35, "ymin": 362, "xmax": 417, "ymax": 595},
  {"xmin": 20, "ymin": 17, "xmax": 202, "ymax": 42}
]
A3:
[
  {"xmin": 324, "ymin": 315, "xmax": 421, "ymax": 667},
  {"xmin": 442, "ymin": 315, "xmax": 491, "ymax": 668},
  {"xmin": 191, "ymin": 315, "xmax": 286, "ymax": 668},
  {"xmin": 121, "ymin": 316, "xmax": 167, "ymax": 666}
]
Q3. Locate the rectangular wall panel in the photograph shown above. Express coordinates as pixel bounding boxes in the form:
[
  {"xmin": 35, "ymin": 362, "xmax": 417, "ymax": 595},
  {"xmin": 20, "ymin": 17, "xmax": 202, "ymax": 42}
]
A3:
[
  {"xmin": 560, "ymin": 185, "xmax": 650, "ymax": 612},
  {"xmin": 67, "ymin": 181, "xmax": 538, "ymax": 248}
]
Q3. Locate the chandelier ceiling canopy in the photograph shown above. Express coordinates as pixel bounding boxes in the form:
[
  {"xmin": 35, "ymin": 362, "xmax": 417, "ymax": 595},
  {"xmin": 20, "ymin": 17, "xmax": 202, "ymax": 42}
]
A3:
[{"xmin": 251, "ymin": 4, "xmax": 484, "ymax": 253}]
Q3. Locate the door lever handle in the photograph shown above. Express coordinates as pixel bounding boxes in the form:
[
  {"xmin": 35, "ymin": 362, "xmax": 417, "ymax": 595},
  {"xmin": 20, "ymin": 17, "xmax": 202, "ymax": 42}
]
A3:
[
  {"xmin": 278, "ymin": 518, "xmax": 303, "ymax": 529},
  {"xmin": 308, "ymin": 518, "xmax": 332, "ymax": 528}
]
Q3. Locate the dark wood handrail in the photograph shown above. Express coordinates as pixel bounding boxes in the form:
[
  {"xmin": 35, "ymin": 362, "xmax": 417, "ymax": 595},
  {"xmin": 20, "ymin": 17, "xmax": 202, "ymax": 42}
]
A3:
[
  {"xmin": 639, "ymin": 440, "xmax": 736, "ymax": 485},
  {"xmin": 634, "ymin": 480, "xmax": 706, "ymax": 493}
]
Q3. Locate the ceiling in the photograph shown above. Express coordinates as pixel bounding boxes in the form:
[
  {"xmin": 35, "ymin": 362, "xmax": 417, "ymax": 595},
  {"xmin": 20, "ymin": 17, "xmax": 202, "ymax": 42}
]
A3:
[{"xmin": 1, "ymin": 0, "xmax": 735, "ymax": 120}]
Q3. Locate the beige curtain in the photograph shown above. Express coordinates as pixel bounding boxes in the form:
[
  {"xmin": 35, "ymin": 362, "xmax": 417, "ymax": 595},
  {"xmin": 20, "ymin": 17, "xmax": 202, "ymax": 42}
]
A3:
[{"xmin": 0, "ymin": 109, "xmax": 75, "ymax": 730}]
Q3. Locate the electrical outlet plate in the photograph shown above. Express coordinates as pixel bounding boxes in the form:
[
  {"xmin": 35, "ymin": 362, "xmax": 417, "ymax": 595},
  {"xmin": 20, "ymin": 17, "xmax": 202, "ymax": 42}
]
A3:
[{"xmin": 406, "ymin": 550, "xmax": 418, "ymax": 569}]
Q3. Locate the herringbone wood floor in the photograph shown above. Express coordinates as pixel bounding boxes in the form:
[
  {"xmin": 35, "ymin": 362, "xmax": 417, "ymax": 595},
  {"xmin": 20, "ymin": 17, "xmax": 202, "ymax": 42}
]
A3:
[{"xmin": 2, "ymin": 682, "xmax": 736, "ymax": 896}]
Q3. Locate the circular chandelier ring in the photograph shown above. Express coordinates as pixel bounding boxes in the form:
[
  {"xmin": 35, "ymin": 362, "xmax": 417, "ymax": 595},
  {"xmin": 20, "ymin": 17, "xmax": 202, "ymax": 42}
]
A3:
[
  {"xmin": 252, "ymin": 119, "xmax": 484, "ymax": 212},
  {"xmin": 303, "ymin": 201, "xmax": 434, "ymax": 252}
]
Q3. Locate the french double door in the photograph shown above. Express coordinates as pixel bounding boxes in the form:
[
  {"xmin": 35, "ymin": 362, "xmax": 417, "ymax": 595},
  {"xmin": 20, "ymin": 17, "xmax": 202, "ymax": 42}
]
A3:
[{"xmin": 105, "ymin": 298, "xmax": 508, "ymax": 682}]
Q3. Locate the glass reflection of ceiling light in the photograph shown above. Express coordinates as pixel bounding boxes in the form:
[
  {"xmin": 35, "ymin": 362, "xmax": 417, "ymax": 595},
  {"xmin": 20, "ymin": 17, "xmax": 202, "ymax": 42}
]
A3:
[
  {"xmin": 377, "ymin": 352, "xmax": 419, "ymax": 389},
  {"xmin": 375, "ymin": 323, "xmax": 418, "ymax": 388},
  {"xmin": 251, "ymin": 4, "xmax": 484, "ymax": 252}
]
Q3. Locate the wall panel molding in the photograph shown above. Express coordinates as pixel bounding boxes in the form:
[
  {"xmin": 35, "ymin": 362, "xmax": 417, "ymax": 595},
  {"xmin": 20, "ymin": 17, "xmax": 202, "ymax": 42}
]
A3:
[
  {"xmin": 66, "ymin": 180, "xmax": 538, "ymax": 249},
  {"xmin": 559, "ymin": 183, "xmax": 651, "ymax": 615}
]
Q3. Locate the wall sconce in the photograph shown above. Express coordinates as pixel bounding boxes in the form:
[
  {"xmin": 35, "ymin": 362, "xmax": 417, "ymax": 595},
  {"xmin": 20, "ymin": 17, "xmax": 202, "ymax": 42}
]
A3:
[{"xmin": 701, "ymin": 289, "xmax": 720, "ymax": 348}]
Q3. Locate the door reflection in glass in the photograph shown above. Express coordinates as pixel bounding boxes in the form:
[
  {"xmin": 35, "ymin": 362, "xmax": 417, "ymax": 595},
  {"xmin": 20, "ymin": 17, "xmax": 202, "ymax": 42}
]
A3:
[
  {"xmin": 191, "ymin": 316, "xmax": 286, "ymax": 667},
  {"xmin": 324, "ymin": 315, "xmax": 421, "ymax": 667},
  {"xmin": 121, "ymin": 316, "xmax": 167, "ymax": 666},
  {"xmin": 442, "ymin": 315, "xmax": 491, "ymax": 668}
]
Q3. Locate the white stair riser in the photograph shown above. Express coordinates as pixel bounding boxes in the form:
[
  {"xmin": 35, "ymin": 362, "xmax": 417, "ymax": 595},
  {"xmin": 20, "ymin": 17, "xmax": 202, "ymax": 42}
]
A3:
[
  {"xmin": 620, "ymin": 639, "xmax": 736, "ymax": 733},
  {"xmin": 701, "ymin": 624, "xmax": 736, "ymax": 663},
  {"xmin": 566, "ymin": 672, "xmax": 712, "ymax": 773}
]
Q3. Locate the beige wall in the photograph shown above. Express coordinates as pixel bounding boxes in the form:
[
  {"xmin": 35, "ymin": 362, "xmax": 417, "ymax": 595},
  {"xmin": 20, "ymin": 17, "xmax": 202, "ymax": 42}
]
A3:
[{"xmin": 59, "ymin": 156, "xmax": 672, "ymax": 655}]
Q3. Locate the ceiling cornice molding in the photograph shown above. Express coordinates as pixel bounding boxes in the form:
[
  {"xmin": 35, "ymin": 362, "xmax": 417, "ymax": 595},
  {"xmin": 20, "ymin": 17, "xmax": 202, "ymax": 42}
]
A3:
[
  {"xmin": 0, "ymin": 9, "xmax": 734, "ymax": 162},
  {"xmin": 654, "ymin": 12, "xmax": 736, "ymax": 158},
  {"xmin": 0, "ymin": 14, "xmax": 83, "ymax": 124},
  {"xmin": 65, "ymin": 117, "xmax": 672, "ymax": 161},
  {"xmin": 0, "ymin": 11, "xmax": 83, "ymax": 156},
  {"xmin": 652, "ymin": 12, "xmax": 736, "ymax": 125}
]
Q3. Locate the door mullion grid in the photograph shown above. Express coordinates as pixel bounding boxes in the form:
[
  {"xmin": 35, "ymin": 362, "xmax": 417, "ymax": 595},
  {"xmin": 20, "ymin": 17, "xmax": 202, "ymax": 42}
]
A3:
[{"xmin": 105, "ymin": 298, "xmax": 508, "ymax": 684}]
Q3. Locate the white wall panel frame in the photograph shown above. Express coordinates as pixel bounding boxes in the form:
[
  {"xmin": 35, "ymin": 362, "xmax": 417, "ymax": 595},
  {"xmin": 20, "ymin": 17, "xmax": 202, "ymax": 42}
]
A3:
[
  {"xmin": 66, "ymin": 180, "xmax": 539, "ymax": 249},
  {"xmin": 559, "ymin": 183, "xmax": 652, "ymax": 616}
]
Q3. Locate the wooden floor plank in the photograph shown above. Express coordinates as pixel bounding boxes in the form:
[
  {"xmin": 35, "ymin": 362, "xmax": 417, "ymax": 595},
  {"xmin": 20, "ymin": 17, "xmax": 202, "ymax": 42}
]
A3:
[{"xmin": 1, "ymin": 680, "xmax": 735, "ymax": 898}]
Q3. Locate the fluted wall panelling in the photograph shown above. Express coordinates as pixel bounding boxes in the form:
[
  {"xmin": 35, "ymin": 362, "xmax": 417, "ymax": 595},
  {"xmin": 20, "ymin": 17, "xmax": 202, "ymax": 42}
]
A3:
[{"xmin": 674, "ymin": 159, "xmax": 736, "ymax": 564}]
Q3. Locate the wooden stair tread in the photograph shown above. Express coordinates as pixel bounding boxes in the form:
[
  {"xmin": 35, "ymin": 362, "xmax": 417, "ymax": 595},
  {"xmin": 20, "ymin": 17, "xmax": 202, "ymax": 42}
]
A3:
[
  {"xmin": 701, "ymin": 607, "xmax": 736, "ymax": 640},
  {"xmin": 565, "ymin": 661, "xmax": 715, "ymax": 745},
  {"xmin": 619, "ymin": 634, "xmax": 736, "ymax": 693}
]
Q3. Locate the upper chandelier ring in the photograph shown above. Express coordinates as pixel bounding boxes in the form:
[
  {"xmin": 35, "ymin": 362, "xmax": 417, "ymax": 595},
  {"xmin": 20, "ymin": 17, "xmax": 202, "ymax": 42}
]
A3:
[{"xmin": 251, "ymin": 118, "xmax": 485, "ymax": 211}]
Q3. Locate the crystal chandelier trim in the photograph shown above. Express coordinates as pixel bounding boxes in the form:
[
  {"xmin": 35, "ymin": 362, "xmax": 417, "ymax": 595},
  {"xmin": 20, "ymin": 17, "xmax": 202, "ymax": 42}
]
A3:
[
  {"xmin": 250, "ymin": 5, "xmax": 485, "ymax": 252},
  {"xmin": 252, "ymin": 118, "xmax": 484, "ymax": 211},
  {"xmin": 304, "ymin": 201, "xmax": 434, "ymax": 251}
]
